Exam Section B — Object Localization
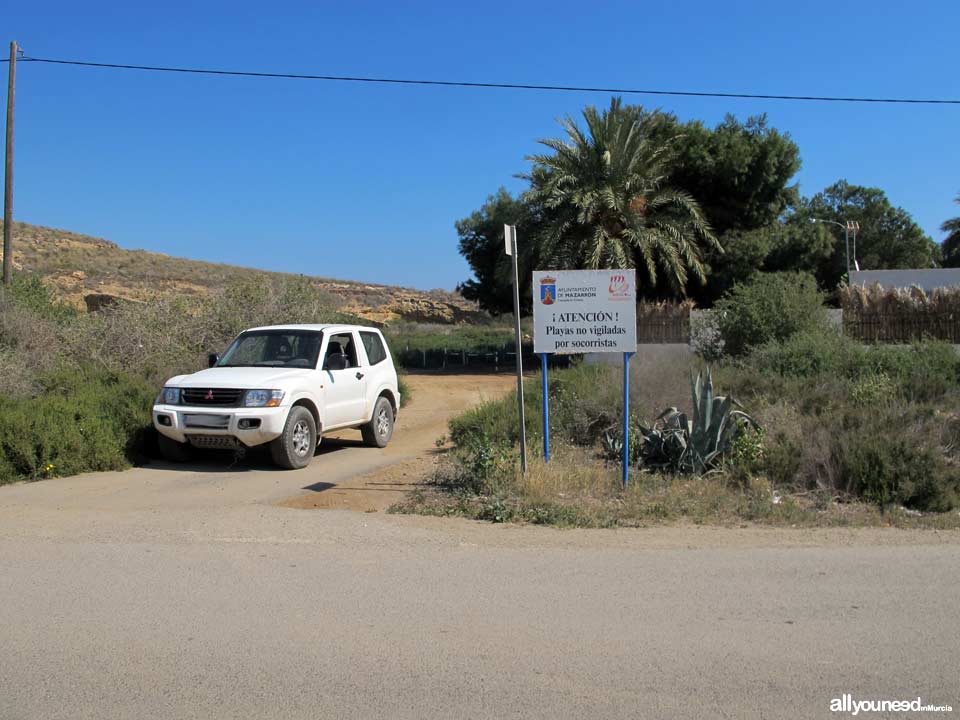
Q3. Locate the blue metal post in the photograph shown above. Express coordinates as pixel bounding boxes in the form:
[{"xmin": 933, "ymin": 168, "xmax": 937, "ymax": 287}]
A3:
[
  {"xmin": 541, "ymin": 353, "xmax": 550, "ymax": 463},
  {"xmin": 623, "ymin": 352, "xmax": 634, "ymax": 488}
]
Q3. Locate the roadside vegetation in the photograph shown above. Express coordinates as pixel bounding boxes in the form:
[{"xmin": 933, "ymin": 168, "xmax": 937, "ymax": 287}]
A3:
[{"xmin": 392, "ymin": 272, "xmax": 960, "ymax": 528}]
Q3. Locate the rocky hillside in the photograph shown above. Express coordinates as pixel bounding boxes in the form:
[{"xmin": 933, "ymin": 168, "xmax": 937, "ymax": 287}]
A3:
[{"xmin": 0, "ymin": 221, "xmax": 483, "ymax": 325}]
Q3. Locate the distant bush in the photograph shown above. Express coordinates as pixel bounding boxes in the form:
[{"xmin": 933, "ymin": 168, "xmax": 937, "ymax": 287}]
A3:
[
  {"xmin": 714, "ymin": 272, "xmax": 828, "ymax": 356},
  {"xmin": 4, "ymin": 273, "xmax": 77, "ymax": 322},
  {"xmin": 385, "ymin": 322, "xmax": 516, "ymax": 354},
  {"xmin": 57, "ymin": 275, "xmax": 357, "ymax": 387},
  {"xmin": 746, "ymin": 331, "xmax": 960, "ymax": 403}
]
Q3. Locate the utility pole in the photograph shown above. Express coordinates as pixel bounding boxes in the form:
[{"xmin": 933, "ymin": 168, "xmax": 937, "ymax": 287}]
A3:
[{"xmin": 3, "ymin": 41, "xmax": 17, "ymax": 285}]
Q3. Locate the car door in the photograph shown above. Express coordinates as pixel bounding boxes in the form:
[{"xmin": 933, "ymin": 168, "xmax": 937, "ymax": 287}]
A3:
[
  {"xmin": 358, "ymin": 330, "xmax": 391, "ymax": 410},
  {"xmin": 321, "ymin": 331, "xmax": 367, "ymax": 428}
]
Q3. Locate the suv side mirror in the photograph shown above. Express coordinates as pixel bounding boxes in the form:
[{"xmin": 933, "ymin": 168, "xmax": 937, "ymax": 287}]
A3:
[
  {"xmin": 324, "ymin": 353, "xmax": 348, "ymax": 371},
  {"xmin": 208, "ymin": 353, "xmax": 220, "ymax": 368}
]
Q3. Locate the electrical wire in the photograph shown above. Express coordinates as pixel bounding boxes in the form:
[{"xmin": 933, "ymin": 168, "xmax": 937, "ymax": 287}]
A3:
[{"xmin": 2, "ymin": 55, "xmax": 958, "ymax": 105}]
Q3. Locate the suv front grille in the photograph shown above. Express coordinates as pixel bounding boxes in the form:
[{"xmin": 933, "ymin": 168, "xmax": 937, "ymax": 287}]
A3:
[
  {"xmin": 187, "ymin": 434, "xmax": 241, "ymax": 449},
  {"xmin": 181, "ymin": 388, "xmax": 244, "ymax": 407}
]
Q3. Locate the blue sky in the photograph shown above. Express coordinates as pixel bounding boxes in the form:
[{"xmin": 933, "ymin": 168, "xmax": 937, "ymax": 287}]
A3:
[{"xmin": 7, "ymin": 0, "xmax": 959, "ymax": 289}]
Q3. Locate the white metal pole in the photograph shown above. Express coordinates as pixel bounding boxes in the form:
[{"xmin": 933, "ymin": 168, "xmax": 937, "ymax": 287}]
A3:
[
  {"xmin": 508, "ymin": 226, "xmax": 527, "ymax": 474},
  {"xmin": 844, "ymin": 224, "xmax": 850, "ymax": 279}
]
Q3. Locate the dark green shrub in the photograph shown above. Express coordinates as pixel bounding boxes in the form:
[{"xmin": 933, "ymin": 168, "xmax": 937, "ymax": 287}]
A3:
[
  {"xmin": 447, "ymin": 362, "xmax": 620, "ymax": 453},
  {"xmin": 0, "ymin": 366, "xmax": 154, "ymax": 484},
  {"xmin": 449, "ymin": 396, "xmax": 521, "ymax": 448},
  {"xmin": 715, "ymin": 272, "xmax": 828, "ymax": 356},
  {"xmin": 838, "ymin": 434, "xmax": 958, "ymax": 512},
  {"xmin": 747, "ymin": 329, "xmax": 865, "ymax": 378},
  {"xmin": 779, "ymin": 402, "xmax": 960, "ymax": 512}
]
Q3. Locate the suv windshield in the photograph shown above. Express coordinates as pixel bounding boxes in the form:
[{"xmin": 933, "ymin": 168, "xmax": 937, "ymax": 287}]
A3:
[{"xmin": 217, "ymin": 330, "xmax": 323, "ymax": 368}]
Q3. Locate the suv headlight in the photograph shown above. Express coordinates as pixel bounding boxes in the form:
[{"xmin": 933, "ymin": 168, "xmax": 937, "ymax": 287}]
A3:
[
  {"xmin": 244, "ymin": 389, "xmax": 284, "ymax": 407},
  {"xmin": 157, "ymin": 387, "xmax": 181, "ymax": 405}
]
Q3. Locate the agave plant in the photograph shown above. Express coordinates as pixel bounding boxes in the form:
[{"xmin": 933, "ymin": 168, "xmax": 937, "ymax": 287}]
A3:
[{"xmin": 635, "ymin": 368, "xmax": 758, "ymax": 474}]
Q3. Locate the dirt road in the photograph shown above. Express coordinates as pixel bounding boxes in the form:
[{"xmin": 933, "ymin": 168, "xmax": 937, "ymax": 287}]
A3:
[
  {"xmin": 280, "ymin": 372, "xmax": 514, "ymax": 511},
  {"xmin": 1, "ymin": 373, "xmax": 959, "ymax": 719}
]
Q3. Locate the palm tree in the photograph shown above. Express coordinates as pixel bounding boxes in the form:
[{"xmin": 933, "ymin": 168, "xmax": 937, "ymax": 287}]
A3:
[
  {"xmin": 941, "ymin": 193, "xmax": 960, "ymax": 267},
  {"xmin": 524, "ymin": 98, "xmax": 718, "ymax": 292}
]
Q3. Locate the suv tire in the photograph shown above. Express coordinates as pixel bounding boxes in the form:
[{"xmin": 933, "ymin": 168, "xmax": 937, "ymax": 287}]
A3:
[
  {"xmin": 158, "ymin": 434, "xmax": 192, "ymax": 463},
  {"xmin": 270, "ymin": 406, "xmax": 317, "ymax": 469},
  {"xmin": 361, "ymin": 396, "xmax": 394, "ymax": 448}
]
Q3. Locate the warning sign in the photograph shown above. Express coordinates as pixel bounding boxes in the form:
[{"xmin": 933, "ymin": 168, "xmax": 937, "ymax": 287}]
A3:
[{"xmin": 532, "ymin": 269, "xmax": 637, "ymax": 354}]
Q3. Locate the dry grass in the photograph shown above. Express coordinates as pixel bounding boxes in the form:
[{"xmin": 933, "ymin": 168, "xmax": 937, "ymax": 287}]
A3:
[
  {"xmin": 841, "ymin": 283, "xmax": 960, "ymax": 316},
  {"xmin": 394, "ymin": 444, "xmax": 960, "ymax": 529}
]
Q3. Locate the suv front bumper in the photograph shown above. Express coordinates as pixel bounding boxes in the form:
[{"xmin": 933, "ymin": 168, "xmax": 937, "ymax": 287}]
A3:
[{"xmin": 152, "ymin": 404, "xmax": 289, "ymax": 448}]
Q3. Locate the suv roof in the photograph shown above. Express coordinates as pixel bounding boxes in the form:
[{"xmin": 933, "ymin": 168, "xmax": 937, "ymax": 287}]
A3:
[{"xmin": 243, "ymin": 323, "xmax": 380, "ymax": 333}]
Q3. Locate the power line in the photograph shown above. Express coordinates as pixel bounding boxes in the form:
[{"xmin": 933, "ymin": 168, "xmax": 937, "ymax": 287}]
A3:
[{"xmin": 1, "ymin": 55, "xmax": 957, "ymax": 105}]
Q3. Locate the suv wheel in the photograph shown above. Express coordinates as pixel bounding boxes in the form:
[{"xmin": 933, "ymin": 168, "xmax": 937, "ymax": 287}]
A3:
[
  {"xmin": 158, "ymin": 434, "xmax": 192, "ymax": 463},
  {"xmin": 270, "ymin": 406, "xmax": 317, "ymax": 469},
  {"xmin": 361, "ymin": 396, "xmax": 394, "ymax": 448}
]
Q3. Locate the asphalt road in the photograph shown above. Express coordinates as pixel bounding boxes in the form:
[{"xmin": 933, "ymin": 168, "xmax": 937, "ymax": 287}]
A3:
[{"xmin": 1, "ymin": 376, "xmax": 958, "ymax": 719}]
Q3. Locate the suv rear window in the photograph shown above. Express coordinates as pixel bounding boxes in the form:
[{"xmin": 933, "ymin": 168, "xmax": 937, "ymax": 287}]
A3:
[{"xmin": 360, "ymin": 331, "xmax": 387, "ymax": 365}]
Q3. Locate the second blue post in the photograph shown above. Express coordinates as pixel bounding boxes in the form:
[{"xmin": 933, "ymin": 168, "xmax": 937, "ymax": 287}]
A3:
[
  {"xmin": 622, "ymin": 351, "xmax": 634, "ymax": 487},
  {"xmin": 541, "ymin": 353, "xmax": 550, "ymax": 463}
]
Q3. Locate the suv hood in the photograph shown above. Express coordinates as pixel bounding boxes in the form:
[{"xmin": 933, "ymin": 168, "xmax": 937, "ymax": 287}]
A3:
[{"xmin": 168, "ymin": 366, "xmax": 315, "ymax": 388}]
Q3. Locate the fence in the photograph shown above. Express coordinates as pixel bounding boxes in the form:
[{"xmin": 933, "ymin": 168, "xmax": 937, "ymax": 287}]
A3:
[
  {"xmin": 636, "ymin": 314, "xmax": 690, "ymax": 344},
  {"xmin": 396, "ymin": 343, "xmax": 561, "ymax": 371},
  {"xmin": 398, "ymin": 308, "xmax": 960, "ymax": 366},
  {"xmin": 844, "ymin": 313, "xmax": 960, "ymax": 344}
]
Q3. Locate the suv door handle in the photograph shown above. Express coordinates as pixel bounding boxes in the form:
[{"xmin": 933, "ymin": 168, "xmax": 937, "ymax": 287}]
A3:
[{"xmin": 355, "ymin": 371, "xmax": 364, "ymax": 380}]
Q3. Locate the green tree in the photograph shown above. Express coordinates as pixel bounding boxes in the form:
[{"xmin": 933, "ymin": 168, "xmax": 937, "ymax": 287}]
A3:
[
  {"xmin": 666, "ymin": 114, "xmax": 801, "ymax": 235},
  {"xmin": 800, "ymin": 180, "xmax": 939, "ymax": 288},
  {"xmin": 525, "ymin": 98, "xmax": 718, "ymax": 294},
  {"xmin": 455, "ymin": 188, "xmax": 537, "ymax": 315},
  {"xmin": 703, "ymin": 218, "xmax": 833, "ymax": 300},
  {"xmin": 714, "ymin": 272, "xmax": 828, "ymax": 357},
  {"xmin": 662, "ymin": 113, "xmax": 803, "ymax": 304},
  {"xmin": 941, "ymin": 193, "xmax": 960, "ymax": 268}
]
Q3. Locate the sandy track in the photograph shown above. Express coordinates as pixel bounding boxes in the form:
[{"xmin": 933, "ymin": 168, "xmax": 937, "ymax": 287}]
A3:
[{"xmin": 278, "ymin": 372, "xmax": 514, "ymax": 511}]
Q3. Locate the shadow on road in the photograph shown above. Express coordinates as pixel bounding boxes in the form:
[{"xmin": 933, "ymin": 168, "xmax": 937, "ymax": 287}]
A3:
[
  {"xmin": 301, "ymin": 480, "xmax": 416, "ymax": 494},
  {"xmin": 144, "ymin": 434, "xmax": 368, "ymax": 474}
]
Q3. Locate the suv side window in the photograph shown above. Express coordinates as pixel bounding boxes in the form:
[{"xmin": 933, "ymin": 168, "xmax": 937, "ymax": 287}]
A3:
[
  {"xmin": 360, "ymin": 331, "xmax": 387, "ymax": 366},
  {"xmin": 324, "ymin": 332, "xmax": 360, "ymax": 369}
]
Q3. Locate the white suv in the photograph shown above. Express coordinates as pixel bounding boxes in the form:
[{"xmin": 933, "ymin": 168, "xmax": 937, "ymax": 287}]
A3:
[{"xmin": 152, "ymin": 324, "xmax": 400, "ymax": 469}]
